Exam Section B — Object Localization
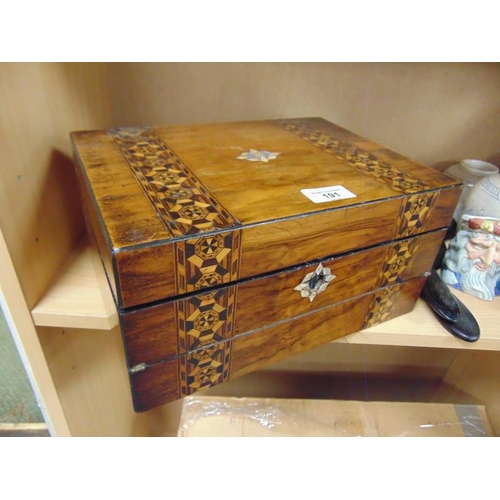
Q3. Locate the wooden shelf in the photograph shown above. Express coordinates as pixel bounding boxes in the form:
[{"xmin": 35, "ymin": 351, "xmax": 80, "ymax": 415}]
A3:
[
  {"xmin": 340, "ymin": 288, "xmax": 499, "ymax": 351},
  {"xmin": 31, "ymin": 237, "xmax": 499, "ymax": 350},
  {"xmin": 31, "ymin": 237, "xmax": 118, "ymax": 330}
]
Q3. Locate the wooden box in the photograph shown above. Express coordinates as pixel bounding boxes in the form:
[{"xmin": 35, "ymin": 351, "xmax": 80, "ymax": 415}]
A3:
[{"xmin": 70, "ymin": 118, "xmax": 462, "ymax": 412}]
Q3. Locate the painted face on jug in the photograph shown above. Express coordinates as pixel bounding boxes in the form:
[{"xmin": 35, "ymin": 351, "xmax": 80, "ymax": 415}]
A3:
[
  {"xmin": 442, "ymin": 216, "xmax": 500, "ymax": 301},
  {"xmin": 464, "ymin": 232, "xmax": 500, "ymax": 271}
]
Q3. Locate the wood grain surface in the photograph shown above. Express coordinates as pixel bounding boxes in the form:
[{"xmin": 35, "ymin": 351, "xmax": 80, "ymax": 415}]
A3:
[
  {"xmin": 70, "ymin": 116, "xmax": 462, "ymax": 412},
  {"xmin": 121, "ymin": 234, "xmax": 433, "ymax": 412},
  {"xmin": 72, "ymin": 118, "xmax": 461, "ymax": 309},
  {"xmin": 120, "ymin": 230, "xmax": 445, "ymax": 367},
  {"xmin": 129, "ymin": 278, "xmax": 426, "ymax": 412}
]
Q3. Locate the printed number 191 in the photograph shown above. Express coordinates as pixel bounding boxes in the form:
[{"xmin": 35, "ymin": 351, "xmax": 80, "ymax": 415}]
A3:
[
  {"xmin": 300, "ymin": 185, "xmax": 357, "ymax": 204},
  {"xmin": 323, "ymin": 192, "xmax": 340, "ymax": 200}
]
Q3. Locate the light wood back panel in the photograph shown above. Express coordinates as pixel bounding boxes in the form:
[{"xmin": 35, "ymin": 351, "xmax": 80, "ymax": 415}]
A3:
[
  {"xmin": 0, "ymin": 63, "xmax": 113, "ymax": 309},
  {"xmin": 433, "ymin": 350, "xmax": 500, "ymax": 436},
  {"xmin": 108, "ymin": 62, "xmax": 500, "ymax": 168}
]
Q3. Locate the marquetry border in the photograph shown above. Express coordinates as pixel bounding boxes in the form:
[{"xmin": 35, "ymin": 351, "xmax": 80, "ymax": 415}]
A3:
[
  {"xmin": 176, "ymin": 288, "xmax": 236, "ymax": 396},
  {"xmin": 109, "ymin": 127, "xmax": 239, "ymax": 237},
  {"xmin": 395, "ymin": 193, "xmax": 437, "ymax": 238},
  {"xmin": 374, "ymin": 238, "xmax": 420, "ymax": 289},
  {"xmin": 174, "ymin": 230, "xmax": 242, "ymax": 295},
  {"xmin": 179, "ymin": 342, "xmax": 232, "ymax": 396},
  {"xmin": 281, "ymin": 121, "xmax": 431, "ymax": 194},
  {"xmin": 363, "ymin": 285, "xmax": 402, "ymax": 329}
]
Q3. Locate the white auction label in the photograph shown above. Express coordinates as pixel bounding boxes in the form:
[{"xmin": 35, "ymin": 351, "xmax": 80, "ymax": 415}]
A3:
[{"xmin": 300, "ymin": 185, "xmax": 357, "ymax": 204}]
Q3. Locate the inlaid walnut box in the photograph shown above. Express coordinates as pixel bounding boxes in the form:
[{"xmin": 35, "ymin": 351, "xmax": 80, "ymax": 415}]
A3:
[{"xmin": 70, "ymin": 118, "xmax": 462, "ymax": 412}]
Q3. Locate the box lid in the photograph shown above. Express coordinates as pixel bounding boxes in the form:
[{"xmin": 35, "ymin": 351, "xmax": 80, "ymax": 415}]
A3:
[{"xmin": 71, "ymin": 117, "xmax": 461, "ymax": 309}]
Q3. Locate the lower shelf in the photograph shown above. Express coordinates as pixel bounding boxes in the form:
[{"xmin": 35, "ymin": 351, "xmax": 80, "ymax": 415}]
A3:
[
  {"xmin": 31, "ymin": 237, "xmax": 500, "ymax": 350},
  {"xmin": 31, "ymin": 237, "xmax": 118, "ymax": 330},
  {"xmin": 340, "ymin": 291, "xmax": 499, "ymax": 350}
]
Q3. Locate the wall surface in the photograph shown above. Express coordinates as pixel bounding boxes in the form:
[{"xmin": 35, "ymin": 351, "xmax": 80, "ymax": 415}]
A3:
[
  {"xmin": 0, "ymin": 63, "xmax": 113, "ymax": 309},
  {"xmin": 108, "ymin": 62, "xmax": 500, "ymax": 169}
]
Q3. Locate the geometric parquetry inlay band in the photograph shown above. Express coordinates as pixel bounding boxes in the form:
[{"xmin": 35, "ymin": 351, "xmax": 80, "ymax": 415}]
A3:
[
  {"xmin": 375, "ymin": 239, "xmax": 419, "ymax": 289},
  {"xmin": 176, "ymin": 288, "xmax": 236, "ymax": 396},
  {"xmin": 395, "ymin": 193, "xmax": 436, "ymax": 238},
  {"xmin": 179, "ymin": 342, "xmax": 232, "ymax": 395},
  {"xmin": 280, "ymin": 122, "xmax": 432, "ymax": 194},
  {"xmin": 109, "ymin": 128, "xmax": 240, "ymax": 237},
  {"xmin": 363, "ymin": 285, "xmax": 402, "ymax": 329},
  {"xmin": 174, "ymin": 230, "xmax": 242, "ymax": 295}
]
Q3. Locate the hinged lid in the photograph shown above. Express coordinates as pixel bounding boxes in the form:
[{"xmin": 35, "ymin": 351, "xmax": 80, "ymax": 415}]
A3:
[{"xmin": 71, "ymin": 117, "xmax": 461, "ymax": 310}]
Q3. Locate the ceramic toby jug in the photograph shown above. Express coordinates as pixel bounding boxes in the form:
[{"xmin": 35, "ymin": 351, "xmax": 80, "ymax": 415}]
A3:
[
  {"xmin": 462, "ymin": 172, "xmax": 500, "ymax": 219},
  {"xmin": 444, "ymin": 159, "xmax": 499, "ymax": 222},
  {"xmin": 441, "ymin": 171, "xmax": 500, "ymax": 301}
]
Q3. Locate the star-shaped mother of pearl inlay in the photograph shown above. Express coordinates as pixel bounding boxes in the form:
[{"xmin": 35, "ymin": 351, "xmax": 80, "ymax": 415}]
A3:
[{"xmin": 236, "ymin": 149, "xmax": 281, "ymax": 162}]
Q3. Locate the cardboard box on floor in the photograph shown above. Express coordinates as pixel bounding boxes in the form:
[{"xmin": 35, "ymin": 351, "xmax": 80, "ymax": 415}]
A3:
[{"xmin": 178, "ymin": 396, "xmax": 493, "ymax": 437}]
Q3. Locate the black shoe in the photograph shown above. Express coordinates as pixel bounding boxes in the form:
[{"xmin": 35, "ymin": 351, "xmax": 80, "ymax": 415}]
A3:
[{"xmin": 421, "ymin": 269, "xmax": 480, "ymax": 343}]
